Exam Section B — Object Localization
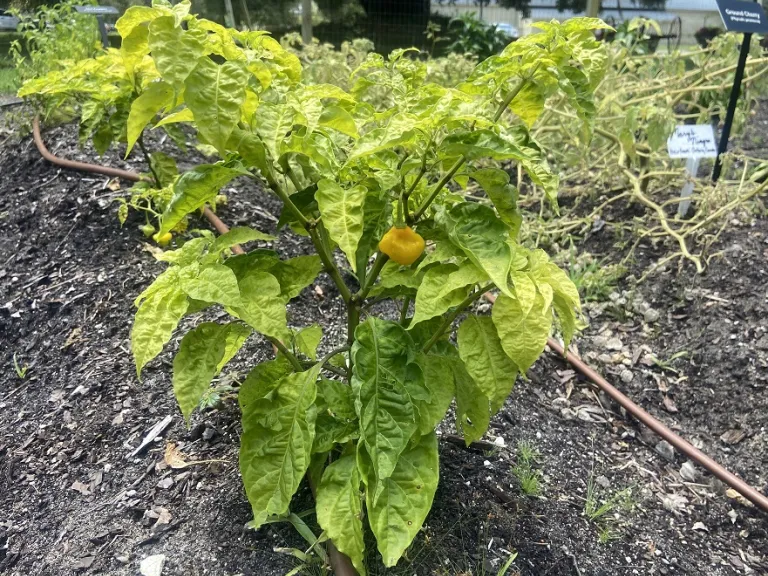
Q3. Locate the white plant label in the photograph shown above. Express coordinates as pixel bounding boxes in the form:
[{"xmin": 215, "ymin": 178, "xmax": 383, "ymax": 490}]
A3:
[{"xmin": 667, "ymin": 125, "xmax": 718, "ymax": 159}]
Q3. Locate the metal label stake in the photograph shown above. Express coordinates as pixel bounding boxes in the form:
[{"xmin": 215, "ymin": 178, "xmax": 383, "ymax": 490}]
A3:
[{"xmin": 711, "ymin": 0, "xmax": 768, "ymax": 182}]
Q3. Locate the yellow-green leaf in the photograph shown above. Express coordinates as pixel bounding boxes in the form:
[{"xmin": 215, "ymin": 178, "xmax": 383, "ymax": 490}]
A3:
[
  {"xmin": 126, "ymin": 80, "xmax": 173, "ymax": 157},
  {"xmin": 131, "ymin": 280, "xmax": 189, "ymax": 376},
  {"xmin": 316, "ymin": 454, "xmax": 367, "ymax": 576},
  {"xmin": 316, "ymin": 179, "xmax": 366, "ymax": 272},
  {"xmin": 185, "ymin": 58, "xmax": 249, "ymax": 155},
  {"xmin": 240, "ymin": 364, "xmax": 321, "ymax": 529},
  {"xmin": 492, "ymin": 293, "xmax": 553, "ymax": 374},
  {"xmin": 360, "ymin": 432, "xmax": 439, "ymax": 567},
  {"xmin": 458, "ymin": 316, "xmax": 518, "ymax": 414}
]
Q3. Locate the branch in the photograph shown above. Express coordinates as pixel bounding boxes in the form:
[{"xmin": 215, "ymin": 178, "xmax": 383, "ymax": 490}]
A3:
[
  {"xmin": 268, "ymin": 337, "xmax": 304, "ymax": 372},
  {"xmin": 422, "ymin": 284, "xmax": 494, "ymax": 353},
  {"xmin": 411, "ymin": 75, "xmax": 532, "ymax": 223}
]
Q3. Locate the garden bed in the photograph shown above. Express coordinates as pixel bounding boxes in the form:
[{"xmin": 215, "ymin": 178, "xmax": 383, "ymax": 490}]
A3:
[{"xmin": 0, "ymin": 120, "xmax": 766, "ymax": 576}]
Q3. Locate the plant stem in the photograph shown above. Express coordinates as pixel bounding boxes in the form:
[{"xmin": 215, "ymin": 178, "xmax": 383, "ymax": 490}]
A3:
[
  {"xmin": 357, "ymin": 252, "xmax": 388, "ymax": 300},
  {"xmin": 137, "ymin": 132, "xmax": 162, "ymax": 187},
  {"xmin": 422, "ymin": 283, "xmax": 493, "ymax": 353},
  {"xmin": 399, "ymin": 296, "xmax": 412, "ymax": 325},
  {"xmin": 412, "ymin": 75, "xmax": 531, "ymax": 223},
  {"xmin": 260, "ymin": 175, "xmax": 352, "ymax": 303},
  {"xmin": 268, "ymin": 337, "xmax": 304, "ymax": 372},
  {"xmin": 319, "ymin": 344, "xmax": 351, "ymax": 368}
]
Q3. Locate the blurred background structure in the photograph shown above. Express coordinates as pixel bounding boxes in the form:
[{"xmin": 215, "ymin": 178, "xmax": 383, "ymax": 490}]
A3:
[{"xmin": 0, "ymin": 0, "xmax": 751, "ymax": 98}]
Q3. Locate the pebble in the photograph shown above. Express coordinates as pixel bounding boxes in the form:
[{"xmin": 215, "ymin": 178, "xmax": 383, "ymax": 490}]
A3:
[
  {"xmin": 620, "ymin": 369, "xmax": 633, "ymax": 383},
  {"xmin": 596, "ymin": 475, "xmax": 611, "ymax": 489},
  {"xmin": 140, "ymin": 554, "xmax": 166, "ymax": 576},
  {"xmin": 493, "ymin": 436, "xmax": 506, "ymax": 447},
  {"xmin": 655, "ymin": 440, "xmax": 675, "ymax": 461},
  {"xmin": 115, "ymin": 555, "xmax": 130, "ymax": 564},
  {"xmin": 157, "ymin": 477, "xmax": 174, "ymax": 490},
  {"xmin": 605, "ymin": 337, "xmax": 623, "ymax": 351},
  {"xmin": 644, "ymin": 308, "xmax": 660, "ymax": 323},
  {"xmin": 680, "ymin": 461, "xmax": 698, "ymax": 482}
]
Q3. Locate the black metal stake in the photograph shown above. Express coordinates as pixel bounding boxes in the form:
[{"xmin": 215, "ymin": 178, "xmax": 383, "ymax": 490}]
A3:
[{"xmin": 712, "ymin": 32, "xmax": 752, "ymax": 182}]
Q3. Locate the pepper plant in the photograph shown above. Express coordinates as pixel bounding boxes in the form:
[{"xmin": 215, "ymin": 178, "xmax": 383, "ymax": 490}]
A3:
[{"xmin": 124, "ymin": 3, "xmax": 608, "ymax": 571}]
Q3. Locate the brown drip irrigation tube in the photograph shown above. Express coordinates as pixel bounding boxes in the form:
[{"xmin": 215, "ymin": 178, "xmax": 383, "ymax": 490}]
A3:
[
  {"xmin": 482, "ymin": 293, "xmax": 768, "ymax": 513},
  {"xmin": 30, "ymin": 117, "xmax": 767, "ymax": 571},
  {"xmin": 31, "ymin": 117, "xmax": 244, "ymax": 255}
]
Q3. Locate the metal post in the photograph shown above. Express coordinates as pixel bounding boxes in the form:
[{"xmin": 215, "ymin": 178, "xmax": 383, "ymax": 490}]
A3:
[
  {"xmin": 302, "ymin": 0, "xmax": 312, "ymax": 44},
  {"xmin": 96, "ymin": 15, "xmax": 109, "ymax": 48},
  {"xmin": 224, "ymin": 0, "xmax": 236, "ymax": 28},
  {"xmin": 712, "ymin": 33, "xmax": 752, "ymax": 182}
]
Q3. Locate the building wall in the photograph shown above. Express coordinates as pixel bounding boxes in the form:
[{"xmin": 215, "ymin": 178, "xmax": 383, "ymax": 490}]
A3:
[{"xmin": 431, "ymin": 3, "xmax": 721, "ymax": 49}]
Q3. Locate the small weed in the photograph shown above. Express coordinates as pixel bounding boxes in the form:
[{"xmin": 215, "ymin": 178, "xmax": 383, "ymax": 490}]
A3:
[
  {"xmin": 597, "ymin": 525, "xmax": 621, "ymax": 544},
  {"xmin": 560, "ymin": 246, "xmax": 626, "ymax": 302},
  {"xmin": 584, "ymin": 471, "xmax": 636, "ymax": 544},
  {"xmin": 0, "ymin": 67, "xmax": 18, "ymax": 95},
  {"xmin": 13, "ymin": 353, "xmax": 28, "ymax": 379},
  {"xmin": 512, "ymin": 441, "xmax": 542, "ymax": 497}
]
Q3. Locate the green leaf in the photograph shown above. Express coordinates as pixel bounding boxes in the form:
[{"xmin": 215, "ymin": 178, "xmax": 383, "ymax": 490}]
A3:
[
  {"xmin": 316, "ymin": 180, "xmax": 366, "ymax": 273},
  {"xmin": 116, "ymin": 5, "xmax": 162, "ymax": 39},
  {"xmin": 316, "ymin": 454, "xmax": 366, "ymax": 576},
  {"xmin": 178, "ymin": 263, "xmax": 242, "ymax": 307},
  {"xmin": 319, "ymin": 105, "xmax": 359, "ymax": 139},
  {"xmin": 369, "ymin": 261, "xmax": 422, "ymax": 300},
  {"xmin": 185, "ymin": 58, "xmax": 249, "ymax": 155},
  {"xmin": 255, "ymin": 101, "xmax": 295, "ymax": 160},
  {"xmin": 492, "ymin": 293, "xmax": 553, "ymax": 374},
  {"xmin": 361, "ymin": 432, "xmax": 439, "ymax": 567},
  {"xmin": 173, "ymin": 322, "xmax": 243, "ymax": 422},
  {"xmin": 158, "ymin": 163, "xmax": 249, "ymax": 236},
  {"xmin": 458, "ymin": 316, "xmax": 518, "ymax": 414},
  {"xmin": 351, "ymin": 318, "xmax": 422, "ymax": 483},
  {"xmin": 132, "ymin": 280, "xmax": 189, "ymax": 376},
  {"xmin": 409, "ymin": 263, "xmax": 470, "ymax": 327},
  {"xmin": 149, "ymin": 152, "xmax": 179, "ymax": 188},
  {"xmin": 431, "ymin": 341, "xmax": 490, "ymax": 444},
  {"xmin": 217, "ymin": 322, "xmax": 252, "ymax": 372},
  {"xmin": 126, "ymin": 80, "xmax": 173, "ymax": 157},
  {"xmin": 318, "ymin": 378, "xmax": 356, "ymax": 419},
  {"xmin": 355, "ymin": 191, "xmax": 390, "ymax": 282},
  {"xmin": 295, "ymin": 324, "xmax": 322, "ymax": 361},
  {"xmin": 229, "ymin": 271, "xmax": 289, "ymax": 340},
  {"xmin": 510, "ymin": 270, "xmax": 537, "ymax": 317},
  {"xmin": 440, "ymin": 129, "xmax": 535, "ymax": 162},
  {"xmin": 210, "ymin": 226, "xmax": 276, "ymax": 255},
  {"xmin": 270, "ymin": 255, "xmax": 323, "ymax": 302},
  {"xmin": 438, "ymin": 203, "xmax": 513, "ymax": 298},
  {"xmin": 240, "ymin": 364, "xmax": 322, "ymax": 529},
  {"xmin": 154, "ymin": 107, "xmax": 194, "ymax": 129},
  {"xmin": 469, "ymin": 168, "xmax": 522, "ymax": 238},
  {"xmin": 414, "ymin": 352, "xmax": 455, "ymax": 435},
  {"xmin": 148, "ymin": 16, "xmax": 205, "ymax": 89},
  {"xmin": 156, "ymin": 237, "xmax": 211, "ymax": 266}
]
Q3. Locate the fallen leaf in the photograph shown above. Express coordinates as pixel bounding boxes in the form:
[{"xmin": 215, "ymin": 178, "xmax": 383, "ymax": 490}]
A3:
[
  {"xmin": 720, "ymin": 429, "xmax": 746, "ymax": 445},
  {"xmin": 692, "ymin": 521, "xmax": 708, "ymax": 532},
  {"xmin": 107, "ymin": 178, "xmax": 121, "ymax": 191},
  {"xmin": 73, "ymin": 556, "xmax": 95, "ymax": 570},
  {"xmin": 62, "ymin": 327, "xmax": 82, "ymax": 349},
  {"xmin": 70, "ymin": 481, "xmax": 91, "ymax": 495},
  {"xmin": 164, "ymin": 443, "xmax": 190, "ymax": 469},
  {"xmin": 726, "ymin": 488, "xmax": 754, "ymax": 508},
  {"xmin": 662, "ymin": 395, "xmax": 678, "ymax": 413}
]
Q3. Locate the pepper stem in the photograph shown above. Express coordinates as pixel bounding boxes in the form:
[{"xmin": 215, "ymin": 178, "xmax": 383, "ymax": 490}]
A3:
[{"xmin": 396, "ymin": 189, "xmax": 406, "ymax": 229}]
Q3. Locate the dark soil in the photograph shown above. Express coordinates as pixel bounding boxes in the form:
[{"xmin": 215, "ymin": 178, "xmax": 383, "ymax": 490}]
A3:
[{"xmin": 1, "ymin": 112, "xmax": 767, "ymax": 576}]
